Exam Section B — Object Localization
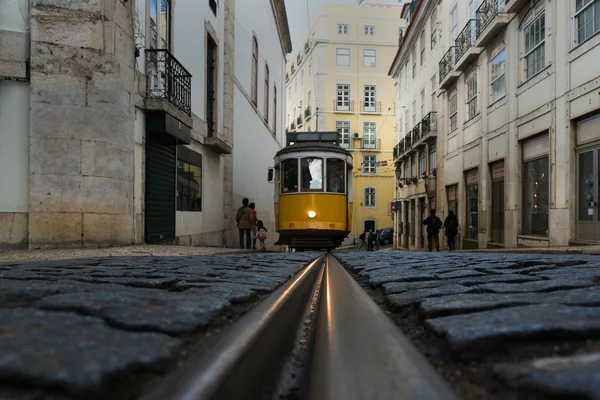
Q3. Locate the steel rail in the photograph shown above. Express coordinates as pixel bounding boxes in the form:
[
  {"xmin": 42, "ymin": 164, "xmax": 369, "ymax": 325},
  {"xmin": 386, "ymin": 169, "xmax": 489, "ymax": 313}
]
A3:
[
  {"xmin": 307, "ymin": 256, "xmax": 459, "ymax": 400},
  {"xmin": 140, "ymin": 254, "xmax": 326, "ymax": 400}
]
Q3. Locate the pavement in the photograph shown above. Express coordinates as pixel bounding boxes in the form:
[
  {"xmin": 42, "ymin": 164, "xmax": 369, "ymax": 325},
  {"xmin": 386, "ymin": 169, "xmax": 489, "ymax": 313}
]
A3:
[{"xmin": 336, "ymin": 251, "xmax": 600, "ymax": 399}]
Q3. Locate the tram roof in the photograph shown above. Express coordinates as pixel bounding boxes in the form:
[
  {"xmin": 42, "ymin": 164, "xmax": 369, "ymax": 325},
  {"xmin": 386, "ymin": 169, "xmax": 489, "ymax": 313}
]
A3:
[
  {"xmin": 275, "ymin": 141, "xmax": 352, "ymax": 157},
  {"xmin": 275, "ymin": 132, "xmax": 352, "ymax": 157}
]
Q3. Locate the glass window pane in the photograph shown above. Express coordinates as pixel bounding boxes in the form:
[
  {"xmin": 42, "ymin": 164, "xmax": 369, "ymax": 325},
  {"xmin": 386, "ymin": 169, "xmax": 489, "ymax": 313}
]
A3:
[
  {"xmin": 523, "ymin": 157, "xmax": 549, "ymax": 235},
  {"xmin": 327, "ymin": 159, "xmax": 345, "ymax": 193},
  {"xmin": 282, "ymin": 159, "xmax": 298, "ymax": 193},
  {"xmin": 301, "ymin": 158, "xmax": 323, "ymax": 191},
  {"xmin": 578, "ymin": 151, "xmax": 594, "ymax": 221}
]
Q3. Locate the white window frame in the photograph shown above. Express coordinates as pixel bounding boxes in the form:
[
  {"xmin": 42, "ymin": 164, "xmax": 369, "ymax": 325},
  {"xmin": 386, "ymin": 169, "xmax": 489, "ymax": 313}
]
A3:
[
  {"xmin": 338, "ymin": 24, "xmax": 348, "ymax": 35},
  {"xmin": 308, "ymin": 58, "xmax": 313, "ymax": 76},
  {"xmin": 399, "ymin": 116, "xmax": 403, "ymax": 137},
  {"xmin": 490, "ymin": 45, "xmax": 506, "ymax": 104},
  {"xmin": 363, "ymin": 49, "xmax": 377, "ymax": 67},
  {"xmin": 364, "ymin": 25, "xmax": 375, "ymax": 36},
  {"xmin": 336, "ymin": 120, "xmax": 350, "ymax": 148},
  {"xmin": 429, "ymin": 144, "xmax": 437, "ymax": 172},
  {"xmin": 575, "ymin": 0, "xmax": 600, "ymax": 44},
  {"xmin": 364, "ymin": 187, "xmax": 376, "ymax": 208},
  {"xmin": 363, "ymin": 155, "xmax": 377, "ymax": 174},
  {"xmin": 431, "ymin": 74, "xmax": 437, "ymax": 112},
  {"xmin": 299, "ymin": 100, "xmax": 303, "ymax": 123},
  {"xmin": 336, "ymin": 84, "xmax": 350, "ymax": 111},
  {"xmin": 363, "ymin": 121, "xmax": 377, "ymax": 149},
  {"xmin": 412, "ymin": 49, "xmax": 416, "ymax": 79},
  {"xmin": 523, "ymin": 6, "xmax": 546, "ymax": 81},
  {"xmin": 336, "ymin": 48, "xmax": 351, "ymax": 66},
  {"xmin": 420, "ymin": 89, "xmax": 425, "ymax": 119},
  {"xmin": 449, "ymin": 89, "xmax": 458, "ymax": 132},
  {"xmin": 419, "ymin": 151, "xmax": 426, "ymax": 176},
  {"xmin": 363, "ymin": 85, "xmax": 377, "ymax": 112},
  {"xmin": 411, "ymin": 155, "xmax": 416, "ymax": 177},
  {"xmin": 466, "ymin": 72, "xmax": 478, "ymax": 121},
  {"xmin": 307, "ymin": 90, "xmax": 312, "ymax": 110},
  {"xmin": 420, "ymin": 30, "xmax": 426, "ymax": 65},
  {"xmin": 412, "ymin": 100, "xmax": 417, "ymax": 126},
  {"xmin": 300, "ymin": 69, "xmax": 304, "ymax": 86},
  {"xmin": 450, "ymin": 5, "xmax": 458, "ymax": 42},
  {"xmin": 430, "ymin": 8, "xmax": 438, "ymax": 49}
]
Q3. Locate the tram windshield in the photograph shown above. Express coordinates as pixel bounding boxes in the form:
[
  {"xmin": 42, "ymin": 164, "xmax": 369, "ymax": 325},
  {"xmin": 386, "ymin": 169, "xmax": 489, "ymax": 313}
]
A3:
[
  {"xmin": 327, "ymin": 159, "xmax": 345, "ymax": 194},
  {"xmin": 282, "ymin": 159, "xmax": 298, "ymax": 192},
  {"xmin": 301, "ymin": 158, "xmax": 323, "ymax": 191}
]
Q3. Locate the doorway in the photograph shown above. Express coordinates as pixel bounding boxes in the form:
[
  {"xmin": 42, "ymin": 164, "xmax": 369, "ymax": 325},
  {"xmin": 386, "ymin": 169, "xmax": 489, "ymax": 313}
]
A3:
[
  {"xmin": 403, "ymin": 201, "xmax": 409, "ymax": 248},
  {"xmin": 418, "ymin": 197, "xmax": 425, "ymax": 248},
  {"xmin": 410, "ymin": 199, "xmax": 416, "ymax": 246},
  {"xmin": 577, "ymin": 148, "xmax": 600, "ymax": 241},
  {"xmin": 364, "ymin": 220, "xmax": 376, "ymax": 234},
  {"xmin": 491, "ymin": 161, "xmax": 505, "ymax": 244}
]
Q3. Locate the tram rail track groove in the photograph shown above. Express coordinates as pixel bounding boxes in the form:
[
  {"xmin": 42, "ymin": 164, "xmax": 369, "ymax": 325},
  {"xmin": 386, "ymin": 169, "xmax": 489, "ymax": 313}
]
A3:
[{"xmin": 141, "ymin": 254, "xmax": 458, "ymax": 400}]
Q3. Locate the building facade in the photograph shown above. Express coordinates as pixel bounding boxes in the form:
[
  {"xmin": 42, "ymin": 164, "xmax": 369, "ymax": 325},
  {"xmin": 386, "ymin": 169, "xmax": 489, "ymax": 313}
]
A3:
[
  {"xmin": 392, "ymin": 0, "xmax": 600, "ymax": 250},
  {"xmin": 285, "ymin": 4, "xmax": 406, "ymax": 244},
  {"xmin": 0, "ymin": 0, "xmax": 290, "ymax": 249}
]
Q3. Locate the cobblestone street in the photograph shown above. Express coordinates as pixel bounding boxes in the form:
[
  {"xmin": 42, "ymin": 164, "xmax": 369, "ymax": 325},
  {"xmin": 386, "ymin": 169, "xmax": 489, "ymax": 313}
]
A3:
[{"xmin": 337, "ymin": 252, "xmax": 600, "ymax": 400}]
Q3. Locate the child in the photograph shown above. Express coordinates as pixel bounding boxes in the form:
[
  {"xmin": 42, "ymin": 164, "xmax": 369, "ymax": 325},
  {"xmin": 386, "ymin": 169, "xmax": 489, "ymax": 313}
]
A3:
[{"xmin": 256, "ymin": 220, "xmax": 268, "ymax": 251}]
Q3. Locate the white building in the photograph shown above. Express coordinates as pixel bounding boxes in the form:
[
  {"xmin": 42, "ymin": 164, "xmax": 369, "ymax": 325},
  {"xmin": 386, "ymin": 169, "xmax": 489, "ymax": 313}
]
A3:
[{"xmin": 391, "ymin": 0, "xmax": 600, "ymax": 250}]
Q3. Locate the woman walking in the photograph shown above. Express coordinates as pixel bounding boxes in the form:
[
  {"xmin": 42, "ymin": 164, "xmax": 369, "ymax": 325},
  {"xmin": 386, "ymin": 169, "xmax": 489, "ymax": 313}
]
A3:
[{"xmin": 444, "ymin": 210, "xmax": 459, "ymax": 251}]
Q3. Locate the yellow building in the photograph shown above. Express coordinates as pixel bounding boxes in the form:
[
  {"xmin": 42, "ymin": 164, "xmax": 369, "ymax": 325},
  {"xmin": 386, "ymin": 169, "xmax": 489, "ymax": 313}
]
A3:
[{"xmin": 285, "ymin": 3, "xmax": 406, "ymax": 244}]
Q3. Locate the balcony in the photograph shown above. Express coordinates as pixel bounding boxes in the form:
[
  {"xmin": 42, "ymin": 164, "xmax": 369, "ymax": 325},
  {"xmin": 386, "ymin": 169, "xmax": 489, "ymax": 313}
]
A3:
[
  {"xmin": 360, "ymin": 101, "xmax": 382, "ymax": 114},
  {"xmin": 305, "ymin": 106, "xmax": 312, "ymax": 120},
  {"xmin": 291, "ymin": 122, "xmax": 296, "ymax": 130},
  {"xmin": 360, "ymin": 138, "xmax": 381, "ymax": 150},
  {"xmin": 505, "ymin": 0, "xmax": 529, "ymax": 14},
  {"xmin": 333, "ymin": 100, "xmax": 355, "ymax": 113},
  {"xmin": 439, "ymin": 46, "xmax": 460, "ymax": 90},
  {"xmin": 421, "ymin": 112, "xmax": 438, "ymax": 137},
  {"xmin": 454, "ymin": 19, "xmax": 483, "ymax": 71},
  {"xmin": 405, "ymin": 130, "xmax": 413, "ymax": 150},
  {"xmin": 146, "ymin": 49, "xmax": 192, "ymax": 116},
  {"xmin": 412, "ymin": 122, "xmax": 422, "ymax": 146},
  {"xmin": 296, "ymin": 115, "xmax": 303, "ymax": 126},
  {"xmin": 476, "ymin": 0, "xmax": 509, "ymax": 47}
]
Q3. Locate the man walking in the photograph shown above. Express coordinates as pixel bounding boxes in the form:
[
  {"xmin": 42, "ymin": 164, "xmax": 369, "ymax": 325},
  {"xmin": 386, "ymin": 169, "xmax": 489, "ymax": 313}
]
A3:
[
  {"xmin": 236, "ymin": 198, "xmax": 254, "ymax": 249},
  {"xmin": 423, "ymin": 209, "xmax": 442, "ymax": 252}
]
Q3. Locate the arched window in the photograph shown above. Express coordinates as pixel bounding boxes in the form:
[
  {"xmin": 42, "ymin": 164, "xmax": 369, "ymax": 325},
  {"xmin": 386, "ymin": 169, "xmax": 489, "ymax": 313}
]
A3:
[
  {"xmin": 264, "ymin": 65, "xmax": 270, "ymax": 121},
  {"xmin": 251, "ymin": 36, "xmax": 259, "ymax": 105}
]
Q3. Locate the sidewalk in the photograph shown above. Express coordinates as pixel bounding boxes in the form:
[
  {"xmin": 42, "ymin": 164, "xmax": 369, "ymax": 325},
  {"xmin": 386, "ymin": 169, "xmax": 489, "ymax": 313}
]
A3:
[
  {"xmin": 0, "ymin": 244, "xmax": 252, "ymax": 262},
  {"xmin": 379, "ymin": 245, "xmax": 600, "ymax": 255}
]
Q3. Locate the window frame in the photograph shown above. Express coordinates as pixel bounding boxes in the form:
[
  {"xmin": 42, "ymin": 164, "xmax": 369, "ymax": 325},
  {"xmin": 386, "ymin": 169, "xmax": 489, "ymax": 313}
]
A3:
[
  {"xmin": 264, "ymin": 65, "xmax": 270, "ymax": 121},
  {"xmin": 430, "ymin": 8, "xmax": 438, "ymax": 49},
  {"xmin": 449, "ymin": 89, "xmax": 458, "ymax": 132},
  {"xmin": 336, "ymin": 83, "xmax": 351, "ymax": 111},
  {"xmin": 363, "ymin": 49, "xmax": 377, "ymax": 68},
  {"xmin": 251, "ymin": 36, "xmax": 259, "ymax": 106},
  {"xmin": 336, "ymin": 120, "xmax": 351, "ymax": 148},
  {"xmin": 300, "ymin": 157, "xmax": 324, "ymax": 193},
  {"xmin": 523, "ymin": 7, "xmax": 546, "ymax": 81},
  {"xmin": 363, "ymin": 155, "xmax": 377, "ymax": 174},
  {"xmin": 273, "ymin": 85, "xmax": 277, "ymax": 132},
  {"xmin": 574, "ymin": 0, "xmax": 600, "ymax": 45},
  {"xmin": 490, "ymin": 46, "xmax": 506, "ymax": 104},
  {"xmin": 418, "ymin": 151, "xmax": 426, "ymax": 176},
  {"xmin": 364, "ymin": 25, "xmax": 376, "ymax": 36},
  {"xmin": 326, "ymin": 158, "xmax": 346, "ymax": 194},
  {"xmin": 338, "ymin": 24, "xmax": 349, "ymax": 35},
  {"xmin": 465, "ymin": 72, "xmax": 478, "ymax": 121},
  {"xmin": 420, "ymin": 30, "xmax": 426, "ymax": 65},
  {"xmin": 363, "ymin": 85, "xmax": 377, "ymax": 112},
  {"xmin": 336, "ymin": 48, "xmax": 351, "ymax": 66},
  {"xmin": 176, "ymin": 158, "xmax": 202, "ymax": 212},
  {"xmin": 429, "ymin": 144, "xmax": 437, "ymax": 172},
  {"xmin": 363, "ymin": 121, "xmax": 377, "ymax": 149},
  {"xmin": 420, "ymin": 88, "xmax": 425, "ymax": 119},
  {"xmin": 364, "ymin": 187, "xmax": 376, "ymax": 208}
]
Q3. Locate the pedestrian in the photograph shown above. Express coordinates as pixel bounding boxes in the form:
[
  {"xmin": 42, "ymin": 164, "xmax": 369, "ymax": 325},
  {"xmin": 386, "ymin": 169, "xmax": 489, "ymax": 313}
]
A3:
[
  {"xmin": 235, "ymin": 198, "xmax": 254, "ymax": 249},
  {"xmin": 256, "ymin": 220, "xmax": 268, "ymax": 251},
  {"xmin": 375, "ymin": 229, "xmax": 381, "ymax": 250},
  {"xmin": 444, "ymin": 210, "xmax": 459, "ymax": 251},
  {"xmin": 423, "ymin": 209, "xmax": 442, "ymax": 252},
  {"xmin": 368, "ymin": 230, "xmax": 376, "ymax": 251},
  {"xmin": 358, "ymin": 231, "xmax": 367, "ymax": 250},
  {"xmin": 249, "ymin": 202, "xmax": 258, "ymax": 249}
]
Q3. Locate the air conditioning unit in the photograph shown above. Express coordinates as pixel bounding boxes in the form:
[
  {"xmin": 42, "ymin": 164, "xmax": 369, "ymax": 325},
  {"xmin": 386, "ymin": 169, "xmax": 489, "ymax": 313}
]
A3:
[{"xmin": 353, "ymin": 133, "xmax": 360, "ymax": 138}]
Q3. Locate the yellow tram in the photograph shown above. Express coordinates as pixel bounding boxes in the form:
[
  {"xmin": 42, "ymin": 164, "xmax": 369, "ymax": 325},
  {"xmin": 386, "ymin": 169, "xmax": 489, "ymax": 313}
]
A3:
[{"xmin": 273, "ymin": 132, "xmax": 353, "ymax": 251}]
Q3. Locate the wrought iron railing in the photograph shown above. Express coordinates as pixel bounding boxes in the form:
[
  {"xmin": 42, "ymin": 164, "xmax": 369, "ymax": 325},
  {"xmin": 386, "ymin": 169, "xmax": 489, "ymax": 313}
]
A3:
[
  {"xmin": 361, "ymin": 138, "xmax": 380, "ymax": 150},
  {"xmin": 412, "ymin": 122, "xmax": 422, "ymax": 143},
  {"xmin": 421, "ymin": 112, "xmax": 438, "ymax": 135},
  {"xmin": 455, "ymin": 19, "xmax": 479, "ymax": 62},
  {"xmin": 394, "ymin": 143, "xmax": 399, "ymax": 159},
  {"xmin": 305, "ymin": 106, "xmax": 311, "ymax": 118},
  {"xmin": 291, "ymin": 122, "xmax": 296, "ymax": 130},
  {"xmin": 333, "ymin": 100, "xmax": 354, "ymax": 112},
  {"xmin": 360, "ymin": 101, "xmax": 382, "ymax": 113},
  {"xmin": 477, "ymin": 0, "xmax": 506, "ymax": 35},
  {"xmin": 296, "ymin": 115, "xmax": 303, "ymax": 125},
  {"xmin": 439, "ymin": 46, "xmax": 456, "ymax": 82},
  {"xmin": 146, "ymin": 49, "xmax": 192, "ymax": 116},
  {"xmin": 405, "ymin": 131, "xmax": 413, "ymax": 149}
]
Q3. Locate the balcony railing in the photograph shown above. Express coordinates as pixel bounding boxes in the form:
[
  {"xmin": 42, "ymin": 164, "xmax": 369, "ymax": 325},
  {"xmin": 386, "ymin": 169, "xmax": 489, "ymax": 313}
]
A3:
[
  {"xmin": 421, "ymin": 112, "xmax": 438, "ymax": 135},
  {"xmin": 305, "ymin": 106, "xmax": 311, "ymax": 118},
  {"xmin": 477, "ymin": 0, "xmax": 505, "ymax": 35},
  {"xmin": 455, "ymin": 19, "xmax": 479, "ymax": 62},
  {"xmin": 361, "ymin": 138, "xmax": 380, "ymax": 150},
  {"xmin": 146, "ymin": 49, "xmax": 192, "ymax": 116},
  {"xmin": 412, "ymin": 122, "xmax": 422, "ymax": 143},
  {"xmin": 296, "ymin": 115, "xmax": 303, "ymax": 126},
  {"xmin": 333, "ymin": 100, "xmax": 355, "ymax": 112},
  {"xmin": 405, "ymin": 131, "xmax": 413, "ymax": 149},
  {"xmin": 439, "ymin": 46, "xmax": 456, "ymax": 83},
  {"xmin": 360, "ymin": 101, "xmax": 382, "ymax": 113},
  {"xmin": 291, "ymin": 122, "xmax": 296, "ymax": 130}
]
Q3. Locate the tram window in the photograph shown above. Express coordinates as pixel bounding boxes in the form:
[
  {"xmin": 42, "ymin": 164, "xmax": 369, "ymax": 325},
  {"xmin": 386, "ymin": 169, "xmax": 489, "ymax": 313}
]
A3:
[
  {"xmin": 301, "ymin": 158, "xmax": 323, "ymax": 191},
  {"xmin": 327, "ymin": 159, "xmax": 345, "ymax": 193},
  {"xmin": 281, "ymin": 159, "xmax": 298, "ymax": 192}
]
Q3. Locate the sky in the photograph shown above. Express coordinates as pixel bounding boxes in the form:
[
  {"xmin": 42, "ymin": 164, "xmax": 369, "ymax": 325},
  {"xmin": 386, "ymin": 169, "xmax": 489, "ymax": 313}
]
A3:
[{"xmin": 284, "ymin": 0, "xmax": 357, "ymax": 47}]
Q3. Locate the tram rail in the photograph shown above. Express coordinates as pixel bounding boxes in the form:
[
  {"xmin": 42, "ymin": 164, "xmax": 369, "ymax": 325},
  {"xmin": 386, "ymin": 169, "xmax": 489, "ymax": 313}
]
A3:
[{"xmin": 141, "ymin": 254, "xmax": 458, "ymax": 400}]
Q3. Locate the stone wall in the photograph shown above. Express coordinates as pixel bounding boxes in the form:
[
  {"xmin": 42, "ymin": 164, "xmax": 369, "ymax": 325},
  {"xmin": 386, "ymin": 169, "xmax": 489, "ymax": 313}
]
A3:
[
  {"xmin": 28, "ymin": 0, "xmax": 137, "ymax": 248},
  {"xmin": 222, "ymin": 0, "xmax": 235, "ymax": 247}
]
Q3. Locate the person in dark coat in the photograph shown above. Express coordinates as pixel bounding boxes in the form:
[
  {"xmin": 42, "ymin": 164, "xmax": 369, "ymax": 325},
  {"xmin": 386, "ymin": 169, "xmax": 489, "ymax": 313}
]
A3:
[
  {"xmin": 444, "ymin": 210, "xmax": 459, "ymax": 251},
  {"xmin": 423, "ymin": 209, "xmax": 442, "ymax": 252},
  {"xmin": 367, "ymin": 230, "xmax": 376, "ymax": 251}
]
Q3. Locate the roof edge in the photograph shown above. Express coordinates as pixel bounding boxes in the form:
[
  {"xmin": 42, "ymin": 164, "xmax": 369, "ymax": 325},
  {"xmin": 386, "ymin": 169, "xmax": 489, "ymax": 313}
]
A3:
[
  {"xmin": 388, "ymin": 0, "xmax": 423, "ymax": 77},
  {"xmin": 271, "ymin": 0, "xmax": 293, "ymax": 55}
]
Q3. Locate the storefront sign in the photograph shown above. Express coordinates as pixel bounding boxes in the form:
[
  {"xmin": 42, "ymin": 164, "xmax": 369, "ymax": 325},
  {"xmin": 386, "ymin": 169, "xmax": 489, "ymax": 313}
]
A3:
[
  {"xmin": 466, "ymin": 169, "xmax": 478, "ymax": 184},
  {"xmin": 391, "ymin": 202, "xmax": 396, "ymax": 212},
  {"xmin": 492, "ymin": 161, "xmax": 505, "ymax": 180}
]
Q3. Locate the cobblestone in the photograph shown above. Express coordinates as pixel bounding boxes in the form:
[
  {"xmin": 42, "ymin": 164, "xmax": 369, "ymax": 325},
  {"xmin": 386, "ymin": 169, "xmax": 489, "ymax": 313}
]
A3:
[
  {"xmin": 336, "ymin": 251, "xmax": 600, "ymax": 399},
  {"xmin": 0, "ymin": 252, "xmax": 319, "ymax": 395}
]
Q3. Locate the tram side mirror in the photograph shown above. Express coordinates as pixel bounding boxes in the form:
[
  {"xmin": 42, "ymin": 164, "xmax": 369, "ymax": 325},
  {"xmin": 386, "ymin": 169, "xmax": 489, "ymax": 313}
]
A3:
[{"xmin": 267, "ymin": 168, "xmax": 274, "ymax": 183}]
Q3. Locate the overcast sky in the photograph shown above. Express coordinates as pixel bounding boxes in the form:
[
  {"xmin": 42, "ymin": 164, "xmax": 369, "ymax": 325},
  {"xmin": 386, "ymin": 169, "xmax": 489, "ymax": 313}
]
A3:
[{"xmin": 284, "ymin": 0, "xmax": 357, "ymax": 48}]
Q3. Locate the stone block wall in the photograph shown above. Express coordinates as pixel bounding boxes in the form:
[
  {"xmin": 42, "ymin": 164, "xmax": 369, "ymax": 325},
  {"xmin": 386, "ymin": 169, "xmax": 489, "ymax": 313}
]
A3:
[{"xmin": 28, "ymin": 0, "xmax": 137, "ymax": 248}]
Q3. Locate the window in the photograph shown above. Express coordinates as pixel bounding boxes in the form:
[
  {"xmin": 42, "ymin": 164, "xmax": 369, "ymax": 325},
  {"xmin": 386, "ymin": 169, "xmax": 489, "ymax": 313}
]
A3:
[
  {"xmin": 420, "ymin": 30, "xmax": 426, "ymax": 65},
  {"xmin": 523, "ymin": 153, "xmax": 549, "ymax": 235},
  {"xmin": 404, "ymin": 162, "xmax": 409, "ymax": 181},
  {"xmin": 363, "ymin": 49, "xmax": 376, "ymax": 67},
  {"xmin": 404, "ymin": 109, "xmax": 409, "ymax": 135},
  {"xmin": 149, "ymin": 0, "xmax": 171, "ymax": 49},
  {"xmin": 429, "ymin": 144, "xmax": 437, "ymax": 172},
  {"xmin": 299, "ymin": 101, "xmax": 303, "ymax": 123},
  {"xmin": 288, "ymin": 87, "xmax": 291, "ymax": 100},
  {"xmin": 301, "ymin": 158, "xmax": 323, "ymax": 191},
  {"xmin": 489, "ymin": 48, "xmax": 506, "ymax": 103},
  {"xmin": 251, "ymin": 36, "xmax": 258, "ymax": 105},
  {"xmin": 336, "ymin": 121, "xmax": 350, "ymax": 148},
  {"xmin": 363, "ymin": 122, "xmax": 377, "ymax": 149},
  {"xmin": 307, "ymin": 90, "xmax": 312, "ymax": 111},
  {"xmin": 281, "ymin": 159, "xmax": 299, "ymax": 193},
  {"xmin": 309, "ymin": 58, "xmax": 313, "ymax": 76},
  {"xmin": 411, "ymin": 155, "xmax": 416, "ymax": 177},
  {"xmin": 338, "ymin": 24, "xmax": 348, "ymax": 34},
  {"xmin": 300, "ymin": 69, "xmax": 304, "ymax": 86},
  {"xmin": 364, "ymin": 25, "xmax": 375, "ymax": 35},
  {"xmin": 431, "ymin": 74, "xmax": 437, "ymax": 112},
  {"xmin": 364, "ymin": 85, "xmax": 376, "ymax": 112},
  {"xmin": 336, "ymin": 48, "xmax": 350, "ymax": 66},
  {"xmin": 576, "ymin": 0, "xmax": 600, "ymax": 44},
  {"xmin": 363, "ymin": 155, "xmax": 376, "ymax": 174},
  {"xmin": 412, "ymin": 49, "xmax": 416, "ymax": 78},
  {"xmin": 336, "ymin": 84, "xmax": 350, "ymax": 111},
  {"xmin": 412, "ymin": 100, "xmax": 416, "ymax": 126},
  {"xmin": 273, "ymin": 85, "xmax": 277, "ymax": 132},
  {"xmin": 398, "ymin": 27, "xmax": 404, "ymax": 40},
  {"xmin": 327, "ymin": 159, "xmax": 345, "ymax": 193},
  {"xmin": 420, "ymin": 89, "xmax": 425, "ymax": 118},
  {"xmin": 447, "ymin": 185, "xmax": 458, "ymax": 217},
  {"xmin": 177, "ymin": 159, "xmax": 202, "ymax": 212},
  {"xmin": 264, "ymin": 65, "xmax": 270, "ymax": 121},
  {"xmin": 524, "ymin": 10, "xmax": 546, "ymax": 80},
  {"xmin": 364, "ymin": 187, "xmax": 376, "ymax": 207},
  {"xmin": 466, "ymin": 170, "xmax": 479, "ymax": 239},
  {"xmin": 430, "ymin": 8, "xmax": 438, "ymax": 48},
  {"xmin": 449, "ymin": 90, "xmax": 458, "ymax": 132},
  {"xmin": 206, "ymin": 35, "xmax": 217, "ymax": 137},
  {"xmin": 466, "ymin": 73, "xmax": 478, "ymax": 120},
  {"xmin": 209, "ymin": 0, "xmax": 217, "ymax": 16},
  {"xmin": 399, "ymin": 116, "xmax": 403, "ymax": 137},
  {"xmin": 419, "ymin": 151, "xmax": 426, "ymax": 176},
  {"xmin": 450, "ymin": 5, "xmax": 458, "ymax": 41}
]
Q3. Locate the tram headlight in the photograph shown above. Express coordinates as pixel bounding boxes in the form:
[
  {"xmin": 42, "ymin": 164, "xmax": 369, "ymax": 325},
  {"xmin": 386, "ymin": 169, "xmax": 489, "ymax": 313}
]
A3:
[{"xmin": 307, "ymin": 210, "xmax": 317, "ymax": 219}]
